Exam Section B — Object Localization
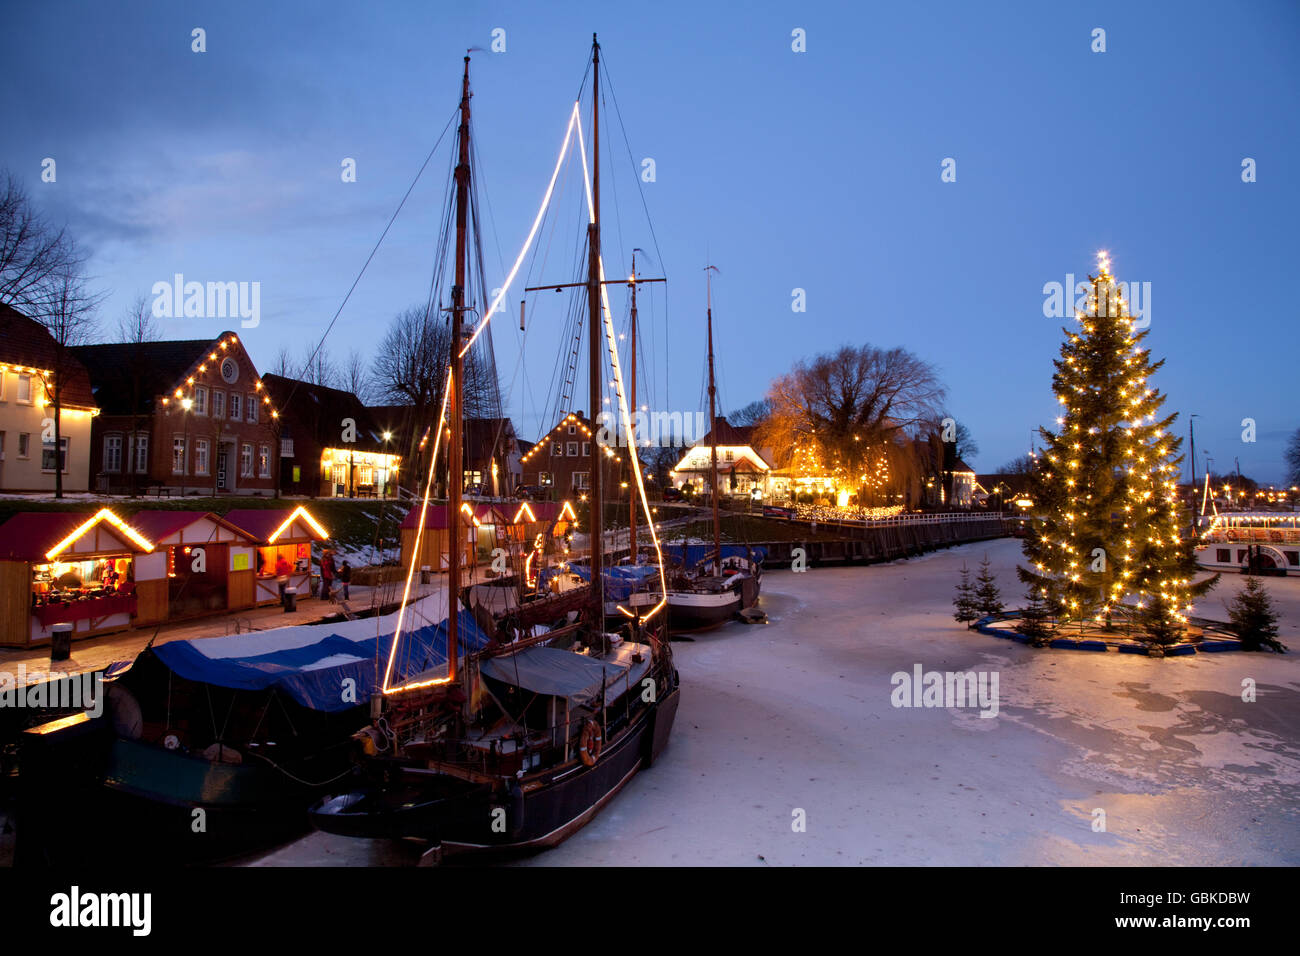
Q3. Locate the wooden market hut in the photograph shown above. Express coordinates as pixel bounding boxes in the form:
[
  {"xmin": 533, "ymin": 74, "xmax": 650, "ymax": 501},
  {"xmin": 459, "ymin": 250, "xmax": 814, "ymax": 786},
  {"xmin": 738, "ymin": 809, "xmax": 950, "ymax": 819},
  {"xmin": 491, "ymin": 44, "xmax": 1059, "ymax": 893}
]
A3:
[
  {"xmin": 0, "ymin": 509, "xmax": 156, "ymax": 647},
  {"xmin": 224, "ymin": 506, "xmax": 330, "ymax": 607},
  {"xmin": 399, "ymin": 502, "xmax": 512, "ymax": 573},
  {"xmin": 127, "ymin": 511, "xmax": 262, "ymax": 623}
]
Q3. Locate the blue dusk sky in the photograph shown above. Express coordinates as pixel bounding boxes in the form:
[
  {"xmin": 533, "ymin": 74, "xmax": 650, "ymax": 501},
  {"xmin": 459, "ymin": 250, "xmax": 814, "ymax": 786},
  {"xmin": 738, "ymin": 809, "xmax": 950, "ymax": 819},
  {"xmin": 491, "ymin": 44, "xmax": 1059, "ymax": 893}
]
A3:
[{"xmin": 2, "ymin": 1, "xmax": 1297, "ymax": 482}]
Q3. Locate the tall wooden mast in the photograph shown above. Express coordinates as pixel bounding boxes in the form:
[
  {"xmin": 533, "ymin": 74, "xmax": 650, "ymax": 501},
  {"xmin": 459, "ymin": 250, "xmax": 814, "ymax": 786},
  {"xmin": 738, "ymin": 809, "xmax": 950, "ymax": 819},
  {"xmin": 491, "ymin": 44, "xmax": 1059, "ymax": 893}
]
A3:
[
  {"xmin": 447, "ymin": 54, "xmax": 472, "ymax": 682},
  {"xmin": 587, "ymin": 34, "xmax": 604, "ymax": 622},
  {"xmin": 705, "ymin": 265, "xmax": 721, "ymax": 576},
  {"xmin": 628, "ymin": 249, "xmax": 638, "ymax": 561}
]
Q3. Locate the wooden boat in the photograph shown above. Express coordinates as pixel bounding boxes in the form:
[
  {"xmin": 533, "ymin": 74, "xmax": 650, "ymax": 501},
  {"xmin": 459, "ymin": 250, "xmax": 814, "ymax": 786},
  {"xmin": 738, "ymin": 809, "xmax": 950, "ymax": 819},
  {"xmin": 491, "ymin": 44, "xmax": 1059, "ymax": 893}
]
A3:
[{"xmin": 310, "ymin": 37, "xmax": 679, "ymax": 859}]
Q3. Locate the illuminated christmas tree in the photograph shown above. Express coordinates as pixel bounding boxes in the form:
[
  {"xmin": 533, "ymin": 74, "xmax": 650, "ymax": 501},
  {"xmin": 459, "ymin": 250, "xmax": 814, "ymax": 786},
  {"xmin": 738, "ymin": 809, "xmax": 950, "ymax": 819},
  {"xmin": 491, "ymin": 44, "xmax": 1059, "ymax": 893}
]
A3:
[{"xmin": 1018, "ymin": 252, "xmax": 1215, "ymax": 637}]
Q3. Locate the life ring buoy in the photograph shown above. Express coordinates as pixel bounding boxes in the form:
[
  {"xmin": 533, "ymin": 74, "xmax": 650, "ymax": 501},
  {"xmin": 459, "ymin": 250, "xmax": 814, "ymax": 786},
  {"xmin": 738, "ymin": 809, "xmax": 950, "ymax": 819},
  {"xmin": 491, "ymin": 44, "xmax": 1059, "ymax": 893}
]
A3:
[{"xmin": 578, "ymin": 719, "xmax": 603, "ymax": 766}]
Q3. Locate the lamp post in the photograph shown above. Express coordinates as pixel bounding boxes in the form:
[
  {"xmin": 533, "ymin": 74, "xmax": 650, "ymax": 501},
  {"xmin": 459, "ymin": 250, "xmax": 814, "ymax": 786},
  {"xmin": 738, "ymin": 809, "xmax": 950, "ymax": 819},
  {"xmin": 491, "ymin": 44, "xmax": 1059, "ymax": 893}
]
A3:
[
  {"xmin": 180, "ymin": 396, "xmax": 193, "ymax": 497},
  {"xmin": 382, "ymin": 431, "xmax": 392, "ymax": 498},
  {"xmin": 1188, "ymin": 413, "xmax": 1198, "ymax": 538}
]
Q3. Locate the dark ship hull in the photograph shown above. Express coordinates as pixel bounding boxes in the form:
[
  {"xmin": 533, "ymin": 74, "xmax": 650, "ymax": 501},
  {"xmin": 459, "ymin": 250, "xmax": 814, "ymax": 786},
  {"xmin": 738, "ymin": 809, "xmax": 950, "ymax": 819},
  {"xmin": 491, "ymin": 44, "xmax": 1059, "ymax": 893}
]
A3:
[{"xmin": 309, "ymin": 674, "xmax": 679, "ymax": 857}]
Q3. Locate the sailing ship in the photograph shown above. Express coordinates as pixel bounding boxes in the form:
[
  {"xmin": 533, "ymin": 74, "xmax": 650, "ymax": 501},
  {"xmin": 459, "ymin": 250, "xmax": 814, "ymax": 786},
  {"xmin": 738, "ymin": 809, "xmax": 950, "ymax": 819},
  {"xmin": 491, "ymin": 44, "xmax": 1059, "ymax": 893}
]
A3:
[
  {"xmin": 649, "ymin": 269, "xmax": 763, "ymax": 631},
  {"xmin": 309, "ymin": 38, "xmax": 680, "ymax": 859}
]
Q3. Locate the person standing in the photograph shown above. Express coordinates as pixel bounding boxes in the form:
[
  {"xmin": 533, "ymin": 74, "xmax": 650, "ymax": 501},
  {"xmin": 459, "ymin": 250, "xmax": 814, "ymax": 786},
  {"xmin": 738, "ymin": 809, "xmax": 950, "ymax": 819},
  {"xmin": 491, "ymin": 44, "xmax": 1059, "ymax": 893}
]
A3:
[
  {"xmin": 275, "ymin": 553, "xmax": 292, "ymax": 603},
  {"xmin": 320, "ymin": 549, "xmax": 336, "ymax": 602},
  {"xmin": 338, "ymin": 559, "xmax": 352, "ymax": 601}
]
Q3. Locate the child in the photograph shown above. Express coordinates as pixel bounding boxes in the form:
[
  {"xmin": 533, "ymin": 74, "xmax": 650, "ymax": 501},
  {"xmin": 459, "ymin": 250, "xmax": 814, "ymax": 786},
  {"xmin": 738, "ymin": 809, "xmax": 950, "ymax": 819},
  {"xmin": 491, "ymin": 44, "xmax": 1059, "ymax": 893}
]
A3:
[{"xmin": 338, "ymin": 559, "xmax": 352, "ymax": 601}]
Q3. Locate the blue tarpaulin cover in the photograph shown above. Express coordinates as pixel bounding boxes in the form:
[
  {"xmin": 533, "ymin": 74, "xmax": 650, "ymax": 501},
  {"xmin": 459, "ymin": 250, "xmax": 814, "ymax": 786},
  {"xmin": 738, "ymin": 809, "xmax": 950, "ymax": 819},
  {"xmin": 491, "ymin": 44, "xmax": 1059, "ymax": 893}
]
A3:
[{"xmin": 151, "ymin": 610, "xmax": 491, "ymax": 712}]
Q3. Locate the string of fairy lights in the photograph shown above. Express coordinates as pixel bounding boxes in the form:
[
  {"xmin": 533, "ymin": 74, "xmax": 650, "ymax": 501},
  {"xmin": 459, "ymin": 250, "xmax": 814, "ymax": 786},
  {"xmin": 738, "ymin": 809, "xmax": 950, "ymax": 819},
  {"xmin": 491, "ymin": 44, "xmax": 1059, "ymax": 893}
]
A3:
[{"xmin": 1024, "ymin": 252, "xmax": 1196, "ymax": 631}]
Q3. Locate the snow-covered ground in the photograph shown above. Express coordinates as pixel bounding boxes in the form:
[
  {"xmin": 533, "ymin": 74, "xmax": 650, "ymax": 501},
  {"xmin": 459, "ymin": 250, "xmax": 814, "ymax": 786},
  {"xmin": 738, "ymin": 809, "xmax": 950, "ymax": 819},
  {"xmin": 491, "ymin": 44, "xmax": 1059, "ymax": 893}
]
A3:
[{"xmin": 251, "ymin": 537, "xmax": 1300, "ymax": 866}]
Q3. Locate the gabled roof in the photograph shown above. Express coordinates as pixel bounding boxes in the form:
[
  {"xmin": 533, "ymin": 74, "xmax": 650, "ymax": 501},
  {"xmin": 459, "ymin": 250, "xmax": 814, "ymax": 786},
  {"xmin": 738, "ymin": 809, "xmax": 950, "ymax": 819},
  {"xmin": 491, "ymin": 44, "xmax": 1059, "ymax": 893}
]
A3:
[
  {"xmin": 690, "ymin": 416, "xmax": 758, "ymax": 449},
  {"xmin": 0, "ymin": 509, "xmax": 153, "ymax": 561},
  {"xmin": 129, "ymin": 510, "xmax": 258, "ymax": 545},
  {"xmin": 0, "ymin": 303, "xmax": 97, "ymax": 408},
  {"xmin": 399, "ymin": 502, "xmax": 509, "ymax": 530},
  {"xmin": 71, "ymin": 335, "xmax": 225, "ymax": 416},
  {"xmin": 262, "ymin": 374, "xmax": 387, "ymax": 453},
  {"xmin": 224, "ymin": 506, "xmax": 329, "ymax": 543},
  {"xmin": 518, "ymin": 411, "xmax": 628, "ymax": 469}
]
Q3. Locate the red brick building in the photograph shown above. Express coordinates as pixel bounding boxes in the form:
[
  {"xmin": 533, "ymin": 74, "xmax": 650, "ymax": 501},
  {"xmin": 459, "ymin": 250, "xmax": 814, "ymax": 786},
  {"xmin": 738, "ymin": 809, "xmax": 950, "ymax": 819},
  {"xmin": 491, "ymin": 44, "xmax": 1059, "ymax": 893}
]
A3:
[
  {"xmin": 519, "ymin": 411, "xmax": 626, "ymax": 500},
  {"xmin": 72, "ymin": 331, "xmax": 280, "ymax": 496}
]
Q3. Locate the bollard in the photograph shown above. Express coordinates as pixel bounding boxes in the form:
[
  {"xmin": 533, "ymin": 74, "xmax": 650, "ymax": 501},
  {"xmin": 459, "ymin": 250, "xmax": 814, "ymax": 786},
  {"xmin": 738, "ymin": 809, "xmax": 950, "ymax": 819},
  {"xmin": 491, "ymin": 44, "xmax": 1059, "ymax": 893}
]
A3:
[
  {"xmin": 283, "ymin": 586, "xmax": 298, "ymax": 612},
  {"xmin": 50, "ymin": 623, "xmax": 73, "ymax": 662}
]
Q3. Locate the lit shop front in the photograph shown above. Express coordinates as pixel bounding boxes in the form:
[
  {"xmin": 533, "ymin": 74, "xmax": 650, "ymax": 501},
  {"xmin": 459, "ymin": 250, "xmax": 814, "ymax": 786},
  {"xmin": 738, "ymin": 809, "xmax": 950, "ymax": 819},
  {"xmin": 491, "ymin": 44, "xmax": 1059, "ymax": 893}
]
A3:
[
  {"xmin": 320, "ymin": 447, "xmax": 399, "ymax": 498},
  {"xmin": 224, "ymin": 506, "xmax": 330, "ymax": 605},
  {"xmin": 0, "ymin": 510, "xmax": 154, "ymax": 647}
]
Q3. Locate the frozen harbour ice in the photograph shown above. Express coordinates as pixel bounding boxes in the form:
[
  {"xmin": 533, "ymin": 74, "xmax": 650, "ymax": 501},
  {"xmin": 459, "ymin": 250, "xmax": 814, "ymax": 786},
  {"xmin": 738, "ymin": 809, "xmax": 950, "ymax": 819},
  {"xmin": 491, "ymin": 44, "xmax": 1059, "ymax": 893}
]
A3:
[{"xmin": 250, "ymin": 537, "xmax": 1300, "ymax": 866}]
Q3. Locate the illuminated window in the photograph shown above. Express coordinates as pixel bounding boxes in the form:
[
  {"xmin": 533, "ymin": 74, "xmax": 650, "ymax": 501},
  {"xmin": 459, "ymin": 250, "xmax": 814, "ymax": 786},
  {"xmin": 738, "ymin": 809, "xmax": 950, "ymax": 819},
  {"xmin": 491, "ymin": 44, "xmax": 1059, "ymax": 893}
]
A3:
[
  {"xmin": 573, "ymin": 471, "xmax": 590, "ymax": 490},
  {"xmin": 568, "ymin": 442, "xmax": 578, "ymax": 457},
  {"xmin": 241, "ymin": 443, "xmax": 254, "ymax": 477},
  {"xmin": 258, "ymin": 443, "xmax": 270, "ymax": 477},
  {"xmin": 195, "ymin": 439, "xmax": 210, "ymax": 475},
  {"xmin": 553, "ymin": 443, "xmax": 563, "ymax": 456},
  {"xmin": 172, "ymin": 436, "xmax": 186, "ymax": 474}
]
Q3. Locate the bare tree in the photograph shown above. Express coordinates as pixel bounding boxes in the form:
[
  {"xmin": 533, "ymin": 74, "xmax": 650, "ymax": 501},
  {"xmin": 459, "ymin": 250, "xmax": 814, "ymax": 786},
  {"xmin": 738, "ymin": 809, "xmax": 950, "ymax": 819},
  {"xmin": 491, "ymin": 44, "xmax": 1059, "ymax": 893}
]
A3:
[
  {"xmin": 299, "ymin": 346, "xmax": 337, "ymax": 388},
  {"xmin": 342, "ymin": 348, "xmax": 373, "ymax": 403},
  {"xmin": 728, "ymin": 398, "xmax": 773, "ymax": 428},
  {"xmin": 0, "ymin": 171, "xmax": 81, "ymax": 314},
  {"xmin": 1286, "ymin": 427, "xmax": 1300, "ymax": 488},
  {"xmin": 118, "ymin": 295, "xmax": 160, "ymax": 497},
  {"xmin": 34, "ymin": 268, "xmax": 103, "ymax": 498},
  {"xmin": 760, "ymin": 344, "xmax": 946, "ymax": 504},
  {"xmin": 371, "ymin": 304, "xmax": 498, "ymax": 490},
  {"xmin": 999, "ymin": 454, "xmax": 1037, "ymax": 475}
]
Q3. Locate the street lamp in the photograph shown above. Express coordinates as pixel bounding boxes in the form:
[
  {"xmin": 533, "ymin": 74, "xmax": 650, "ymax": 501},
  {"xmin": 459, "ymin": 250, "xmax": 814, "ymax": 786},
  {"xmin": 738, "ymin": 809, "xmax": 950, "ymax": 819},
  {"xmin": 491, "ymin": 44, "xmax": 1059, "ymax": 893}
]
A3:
[
  {"xmin": 1188, "ymin": 413, "xmax": 1199, "ymax": 538},
  {"xmin": 180, "ymin": 397, "xmax": 193, "ymax": 497}
]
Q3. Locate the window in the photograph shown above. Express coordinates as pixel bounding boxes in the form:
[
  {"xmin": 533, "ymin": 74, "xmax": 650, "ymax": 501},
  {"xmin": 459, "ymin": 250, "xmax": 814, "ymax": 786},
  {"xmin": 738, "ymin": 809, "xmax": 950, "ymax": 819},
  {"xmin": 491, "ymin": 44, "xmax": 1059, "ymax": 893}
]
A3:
[
  {"xmin": 567, "ymin": 442, "xmax": 578, "ymax": 457},
  {"xmin": 582, "ymin": 442, "xmax": 590, "ymax": 457},
  {"xmin": 1288, "ymin": 551, "xmax": 1299, "ymax": 568},
  {"xmin": 241, "ymin": 443, "xmax": 253, "ymax": 477},
  {"xmin": 212, "ymin": 390, "xmax": 225, "ymax": 419},
  {"xmin": 229, "ymin": 393, "xmax": 242, "ymax": 420},
  {"xmin": 104, "ymin": 435, "xmax": 123, "ymax": 473},
  {"xmin": 258, "ymin": 443, "xmax": 270, "ymax": 477},
  {"xmin": 1216, "ymin": 548, "xmax": 1230, "ymax": 563},
  {"xmin": 572, "ymin": 471, "xmax": 590, "ymax": 490},
  {"xmin": 280, "ymin": 437, "xmax": 294, "ymax": 457},
  {"xmin": 539, "ymin": 471, "xmax": 553, "ymax": 487},
  {"xmin": 246, "ymin": 394, "xmax": 257, "ymax": 423},
  {"xmin": 568, "ymin": 425, "xmax": 576, "ymax": 435},
  {"xmin": 725, "ymin": 449, "xmax": 735, "ymax": 462},
  {"xmin": 133, "ymin": 433, "xmax": 149, "ymax": 474},
  {"xmin": 553, "ymin": 442, "xmax": 563, "ymax": 457},
  {"xmin": 194, "ymin": 386, "xmax": 208, "ymax": 415},
  {"xmin": 172, "ymin": 436, "xmax": 187, "ymax": 474},
  {"xmin": 17, "ymin": 373, "xmax": 32, "ymax": 404},
  {"xmin": 195, "ymin": 439, "xmax": 210, "ymax": 475},
  {"xmin": 17, "ymin": 433, "xmax": 30, "ymax": 458},
  {"xmin": 42, "ymin": 437, "xmax": 69, "ymax": 473}
]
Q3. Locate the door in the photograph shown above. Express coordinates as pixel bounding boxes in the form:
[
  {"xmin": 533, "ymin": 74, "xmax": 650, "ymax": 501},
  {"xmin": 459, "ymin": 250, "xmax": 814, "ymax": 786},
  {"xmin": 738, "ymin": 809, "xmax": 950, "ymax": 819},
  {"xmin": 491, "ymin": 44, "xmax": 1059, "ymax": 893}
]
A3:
[{"xmin": 217, "ymin": 447, "xmax": 229, "ymax": 491}]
